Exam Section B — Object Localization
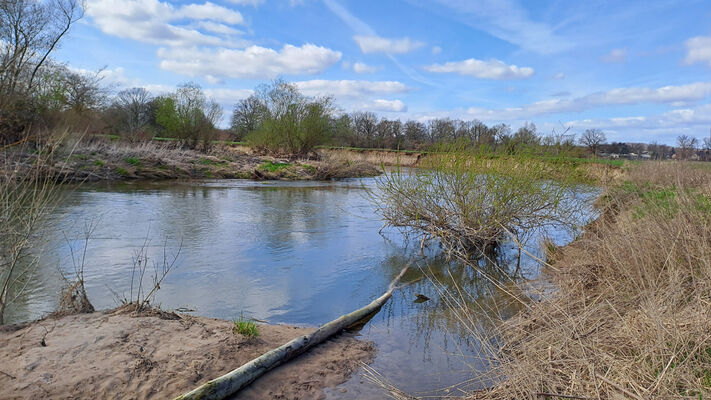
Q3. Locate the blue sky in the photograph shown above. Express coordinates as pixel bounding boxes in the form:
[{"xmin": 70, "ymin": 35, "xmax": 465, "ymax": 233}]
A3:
[{"xmin": 56, "ymin": 0, "xmax": 711, "ymax": 144}]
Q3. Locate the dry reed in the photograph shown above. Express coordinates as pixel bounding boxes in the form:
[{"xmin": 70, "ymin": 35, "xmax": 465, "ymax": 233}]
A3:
[{"xmin": 475, "ymin": 161, "xmax": 711, "ymax": 399}]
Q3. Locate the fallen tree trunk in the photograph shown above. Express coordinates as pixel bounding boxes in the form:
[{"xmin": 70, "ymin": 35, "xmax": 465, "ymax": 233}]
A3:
[{"xmin": 173, "ymin": 266, "xmax": 410, "ymax": 400}]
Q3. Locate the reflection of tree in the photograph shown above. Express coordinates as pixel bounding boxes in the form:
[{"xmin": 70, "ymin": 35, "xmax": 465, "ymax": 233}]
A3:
[
  {"xmin": 373, "ymin": 246, "xmax": 527, "ymax": 368},
  {"xmin": 245, "ymin": 185, "xmax": 348, "ymax": 252}
]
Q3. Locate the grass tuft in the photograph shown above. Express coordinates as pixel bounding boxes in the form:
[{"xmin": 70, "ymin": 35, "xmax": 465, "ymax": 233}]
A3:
[
  {"xmin": 233, "ymin": 314, "xmax": 259, "ymax": 338},
  {"xmin": 258, "ymin": 161, "xmax": 291, "ymax": 172}
]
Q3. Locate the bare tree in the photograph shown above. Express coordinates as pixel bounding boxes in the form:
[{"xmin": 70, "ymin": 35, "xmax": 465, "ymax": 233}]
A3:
[
  {"xmin": 0, "ymin": 0, "xmax": 84, "ymax": 99},
  {"xmin": 231, "ymin": 95, "xmax": 267, "ymax": 140},
  {"xmin": 403, "ymin": 120, "xmax": 426, "ymax": 145},
  {"xmin": 579, "ymin": 129, "xmax": 606, "ymax": 157},
  {"xmin": 62, "ymin": 68, "xmax": 109, "ymax": 113},
  {"xmin": 676, "ymin": 135, "xmax": 698, "ymax": 160},
  {"xmin": 352, "ymin": 111, "xmax": 378, "ymax": 147},
  {"xmin": 113, "ymin": 87, "xmax": 153, "ymax": 137}
]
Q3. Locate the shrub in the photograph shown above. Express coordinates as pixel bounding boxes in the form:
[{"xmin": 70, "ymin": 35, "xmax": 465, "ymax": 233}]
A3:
[{"xmin": 371, "ymin": 145, "xmax": 590, "ymax": 260}]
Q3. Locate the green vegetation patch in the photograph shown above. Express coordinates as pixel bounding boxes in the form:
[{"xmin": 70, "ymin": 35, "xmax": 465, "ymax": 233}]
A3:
[
  {"xmin": 198, "ymin": 157, "xmax": 227, "ymax": 166},
  {"xmin": 233, "ymin": 314, "xmax": 259, "ymax": 338},
  {"xmin": 115, "ymin": 167, "xmax": 129, "ymax": 176},
  {"xmin": 301, "ymin": 163, "xmax": 317, "ymax": 173},
  {"xmin": 93, "ymin": 160, "xmax": 105, "ymax": 167},
  {"xmin": 259, "ymin": 161, "xmax": 292, "ymax": 172},
  {"xmin": 125, "ymin": 157, "xmax": 141, "ymax": 166}
]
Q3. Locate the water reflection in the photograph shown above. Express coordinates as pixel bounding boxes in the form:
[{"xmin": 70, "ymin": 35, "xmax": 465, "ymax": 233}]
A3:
[{"xmin": 7, "ymin": 178, "xmax": 594, "ymax": 398}]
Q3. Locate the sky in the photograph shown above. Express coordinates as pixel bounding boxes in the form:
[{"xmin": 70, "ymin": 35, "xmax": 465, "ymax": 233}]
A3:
[{"xmin": 56, "ymin": 0, "xmax": 711, "ymax": 144}]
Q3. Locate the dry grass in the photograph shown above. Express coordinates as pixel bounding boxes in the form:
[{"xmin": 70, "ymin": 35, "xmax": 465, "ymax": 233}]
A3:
[{"xmin": 453, "ymin": 161, "xmax": 711, "ymax": 400}]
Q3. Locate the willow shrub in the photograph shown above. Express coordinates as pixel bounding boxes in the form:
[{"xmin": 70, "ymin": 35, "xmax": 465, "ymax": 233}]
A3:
[{"xmin": 370, "ymin": 145, "xmax": 592, "ymax": 261}]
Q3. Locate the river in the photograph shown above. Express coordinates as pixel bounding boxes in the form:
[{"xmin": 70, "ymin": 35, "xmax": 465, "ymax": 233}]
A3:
[{"xmin": 7, "ymin": 177, "xmax": 592, "ymax": 398}]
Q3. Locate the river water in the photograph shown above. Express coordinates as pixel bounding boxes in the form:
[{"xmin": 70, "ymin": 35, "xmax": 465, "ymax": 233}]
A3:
[{"xmin": 7, "ymin": 177, "xmax": 591, "ymax": 398}]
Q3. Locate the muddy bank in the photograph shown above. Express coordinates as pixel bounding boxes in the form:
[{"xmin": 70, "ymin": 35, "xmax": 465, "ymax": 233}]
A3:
[
  {"xmin": 0, "ymin": 307, "xmax": 375, "ymax": 400},
  {"xmin": 6, "ymin": 141, "xmax": 379, "ymax": 183}
]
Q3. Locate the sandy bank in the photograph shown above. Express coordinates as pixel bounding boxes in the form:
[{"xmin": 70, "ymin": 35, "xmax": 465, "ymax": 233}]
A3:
[{"xmin": 0, "ymin": 307, "xmax": 375, "ymax": 400}]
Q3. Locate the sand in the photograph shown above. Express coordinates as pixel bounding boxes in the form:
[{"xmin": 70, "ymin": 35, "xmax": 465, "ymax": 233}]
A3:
[{"xmin": 0, "ymin": 307, "xmax": 375, "ymax": 400}]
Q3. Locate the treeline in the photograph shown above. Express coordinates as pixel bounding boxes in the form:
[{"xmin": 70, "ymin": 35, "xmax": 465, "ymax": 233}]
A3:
[
  {"xmin": 1, "ymin": 0, "xmax": 224, "ymax": 149},
  {"xmin": 232, "ymin": 80, "xmax": 584, "ymax": 157}
]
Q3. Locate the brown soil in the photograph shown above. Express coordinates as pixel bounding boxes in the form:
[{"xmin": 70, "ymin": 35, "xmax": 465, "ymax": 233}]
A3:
[{"xmin": 0, "ymin": 308, "xmax": 376, "ymax": 400}]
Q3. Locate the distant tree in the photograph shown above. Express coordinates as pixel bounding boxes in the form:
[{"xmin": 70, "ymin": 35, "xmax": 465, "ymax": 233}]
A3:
[
  {"xmin": 112, "ymin": 87, "xmax": 153, "ymax": 139},
  {"xmin": 62, "ymin": 68, "xmax": 109, "ymax": 113},
  {"xmin": 513, "ymin": 122, "xmax": 540, "ymax": 147},
  {"xmin": 352, "ymin": 111, "xmax": 378, "ymax": 147},
  {"xmin": 428, "ymin": 118, "xmax": 456, "ymax": 143},
  {"xmin": 403, "ymin": 120, "xmax": 427, "ymax": 147},
  {"xmin": 703, "ymin": 128, "xmax": 711, "ymax": 151},
  {"xmin": 230, "ymin": 95, "xmax": 267, "ymax": 140},
  {"xmin": 155, "ymin": 82, "xmax": 222, "ymax": 149},
  {"xmin": 676, "ymin": 135, "xmax": 698, "ymax": 160},
  {"xmin": 245, "ymin": 80, "xmax": 334, "ymax": 156},
  {"xmin": 579, "ymin": 129, "xmax": 606, "ymax": 157},
  {"xmin": 331, "ymin": 113, "xmax": 354, "ymax": 146}
]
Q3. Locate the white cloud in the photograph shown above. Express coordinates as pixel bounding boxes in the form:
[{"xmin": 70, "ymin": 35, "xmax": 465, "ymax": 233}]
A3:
[
  {"xmin": 552, "ymin": 72, "xmax": 565, "ymax": 80},
  {"xmin": 600, "ymin": 48, "xmax": 627, "ymax": 63},
  {"xmin": 86, "ymin": 0, "xmax": 245, "ymax": 47},
  {"xmin": 353, "ymin": 35, "xmax": 424, "ymax": 54},
  {"xmin": 464, "ymin": 81, "xmax": 711, "ymax": 120},
  {"xmin": 292, "ymin": 80, "xmax": 411, "ymax": 98},
  {"xmin": 352, "ymin": 62, "xmax": 379, "ymax": 74},
  {"xmin": 359, "ymin": 99, "xmax": 407, "ymax": 112},
  {"xmin": 157, "ymin": 44, "xmax": 342, "ymax": 79},
  {"xmin": 174, "ymin": 2, "xmax": 244, "ymax": 25},
  {"xmin": 685, "ymin": 36, "xmax": 711, "ymax": 67},
  {"xmin": 423, "ymin": 58, "xmax": 534, "ymax": 79},
  {"xmin": 431, "ymin": 46, "xmax": 442, "ymax": 55}
]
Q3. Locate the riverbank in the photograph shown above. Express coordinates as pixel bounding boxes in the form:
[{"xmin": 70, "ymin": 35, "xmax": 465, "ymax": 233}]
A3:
[
  {"xmin": 0, "ymin": 305, "xmax": 375, "ymax": 400},
  {"xmin": 464, "ymin": 161, "xmax": 711, "ymax": 399},
  {"xmin": 4, "ymin": 139, "xmax": 380, "ymax": 183}
]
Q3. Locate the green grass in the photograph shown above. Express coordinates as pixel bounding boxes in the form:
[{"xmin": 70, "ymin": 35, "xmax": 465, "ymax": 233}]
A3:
[
  {"xmin": 233, "ymin": 314, "xmax": 259, "ymax": 338},
  {"xmin": 259, "ymin": 161, "xmax": 292, "ymax": 172},
  {"xmin": 125, "ymin": 157, "xmax": 141, "ymax": 166},
  {"xmin": 198, "ymin": 157, "xmax": 227, "ymax": 166},
  {"xmin": 115, "ymin": 167, "xmax": 129, "ymax": 176},
  {"xmin": 93, "ymin": 160, "xmax": 105, "ymax": 167},
  {"xmin": 301, "ymin": 163, "xmax": 316, "ymax": 173}
]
